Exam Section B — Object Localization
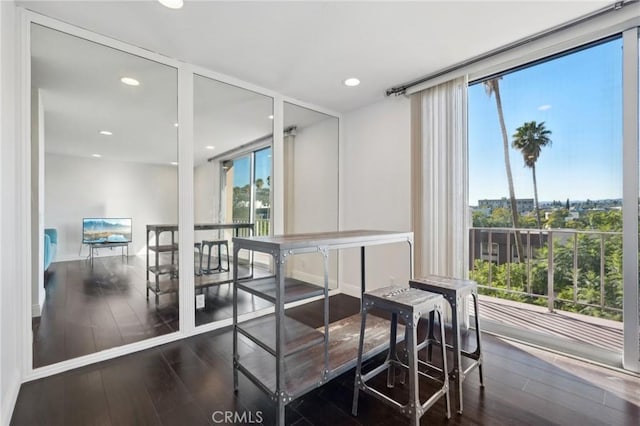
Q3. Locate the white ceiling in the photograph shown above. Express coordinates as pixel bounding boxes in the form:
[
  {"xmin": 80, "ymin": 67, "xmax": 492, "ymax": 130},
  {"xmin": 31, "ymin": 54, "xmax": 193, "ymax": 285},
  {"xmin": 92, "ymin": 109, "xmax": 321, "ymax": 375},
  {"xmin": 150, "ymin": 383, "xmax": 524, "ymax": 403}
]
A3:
[
  {"xmin": 32, "ymin": 24, "xmax": 180, "ymax": 164},
  {"xmin": 27, "ymin": 1, "xmax": 612, "ymax": 165},
  {"xmin": 21, "ymin": 1, "xmax": 611, "ymax": 113},
  {"xmin": 31, "ymin": 20, "xmax": 338, "ymax": 166}
]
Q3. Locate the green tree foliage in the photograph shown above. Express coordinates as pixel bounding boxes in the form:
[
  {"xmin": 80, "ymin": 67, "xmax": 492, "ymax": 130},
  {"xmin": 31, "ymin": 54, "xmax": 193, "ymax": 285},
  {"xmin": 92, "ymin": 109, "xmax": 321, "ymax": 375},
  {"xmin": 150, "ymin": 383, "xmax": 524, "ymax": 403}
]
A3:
[
  {"xmin": 512, "ymin": 121, "xmax": 552, "ymax": 229},
  {"xmin": 545, "ymin": 209, "xmax": 568, "ymax": 229},
  {"xmin": 471, "ymin": 209, "xmax": 623, "ymax": 321}
]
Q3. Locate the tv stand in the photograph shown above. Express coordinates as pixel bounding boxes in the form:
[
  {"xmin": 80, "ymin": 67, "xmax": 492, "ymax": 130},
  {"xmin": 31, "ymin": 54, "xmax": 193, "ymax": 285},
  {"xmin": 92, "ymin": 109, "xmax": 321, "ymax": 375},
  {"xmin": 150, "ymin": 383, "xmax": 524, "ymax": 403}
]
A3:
[{"xmin": 87, "ymin": 241, "xmax": 129, "ymax": 266}]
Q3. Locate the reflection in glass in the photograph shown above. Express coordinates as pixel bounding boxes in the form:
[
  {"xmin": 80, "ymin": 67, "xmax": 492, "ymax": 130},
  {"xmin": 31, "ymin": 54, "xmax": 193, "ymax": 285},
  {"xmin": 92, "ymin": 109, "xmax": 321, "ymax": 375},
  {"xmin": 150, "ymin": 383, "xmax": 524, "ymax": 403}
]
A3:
[
  {"xmin": 254, "ymin": 147, "xmax": 272, "ymax": 236},
  {"xmin": 232, "ymin": 155, "xmax": 251, "ymax": 224},
  {"xmin": 283, "ymin": 102, "xmax": 340, "ymax": 289},
  {"xmin": 31, "ymin": 24, "xmax": 179, "ymax": 368},
  {"xmin": 193, "ymin": 74, "xmax": 273, "ymax": 326}
]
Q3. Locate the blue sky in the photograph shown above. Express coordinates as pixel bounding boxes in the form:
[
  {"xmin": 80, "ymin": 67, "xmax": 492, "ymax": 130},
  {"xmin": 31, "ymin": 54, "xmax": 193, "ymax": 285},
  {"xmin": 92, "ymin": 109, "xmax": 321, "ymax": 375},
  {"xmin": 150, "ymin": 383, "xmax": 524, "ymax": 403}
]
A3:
[
  {"xmin": 233, "ymin": 147, "xmax": 272, "ymax": 188},
  {"xmin": 468, "ymin": 37, "xmax": 622, "ymax": 206}
]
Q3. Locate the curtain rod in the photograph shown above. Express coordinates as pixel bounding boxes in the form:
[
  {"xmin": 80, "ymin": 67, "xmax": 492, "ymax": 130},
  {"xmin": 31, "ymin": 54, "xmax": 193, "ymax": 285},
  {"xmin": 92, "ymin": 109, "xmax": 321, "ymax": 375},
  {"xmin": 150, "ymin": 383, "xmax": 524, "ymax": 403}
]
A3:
[
  {"xmin": 386, "ymin": 0, "xmax": 636, "ymax": 96},
  {"xmin": 207, "ymin": 126, "xmax": 298, "ymax": 162},
  {"xmin": 207, "ymin": 134, "xmax": 272, "ymax": 162}
]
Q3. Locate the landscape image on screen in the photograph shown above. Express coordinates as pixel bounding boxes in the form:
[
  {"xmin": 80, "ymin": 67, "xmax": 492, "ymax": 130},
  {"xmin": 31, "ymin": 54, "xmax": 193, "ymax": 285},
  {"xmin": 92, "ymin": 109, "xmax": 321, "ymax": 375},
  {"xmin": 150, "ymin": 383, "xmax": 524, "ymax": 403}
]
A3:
[{"xmin": 83, "ymin": 218, "xmax": 132, "ymax": 244}]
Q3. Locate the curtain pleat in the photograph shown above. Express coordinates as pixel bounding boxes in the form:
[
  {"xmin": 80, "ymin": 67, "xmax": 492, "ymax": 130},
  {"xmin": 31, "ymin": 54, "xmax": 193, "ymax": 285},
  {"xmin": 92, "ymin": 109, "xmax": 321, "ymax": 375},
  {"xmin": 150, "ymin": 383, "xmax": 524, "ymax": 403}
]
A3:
[{"xmin": 411, "ymin": 76, "xmax": 468, "ymax": 279}]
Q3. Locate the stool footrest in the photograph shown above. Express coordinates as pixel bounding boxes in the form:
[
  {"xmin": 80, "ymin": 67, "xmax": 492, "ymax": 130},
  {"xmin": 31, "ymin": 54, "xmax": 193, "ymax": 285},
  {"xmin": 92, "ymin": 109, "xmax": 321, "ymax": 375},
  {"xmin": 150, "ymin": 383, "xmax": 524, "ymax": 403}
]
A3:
[
  {"xmin": 462, "ymin": 361, "xmax": 482, "ymax": 377},
  {"xmin": 358, "ymin": 383, "xmax": 405, "ymax": 411},
  {"xmin": 361, "ymin": 361, "xmax": 393, "ymax": 383}
]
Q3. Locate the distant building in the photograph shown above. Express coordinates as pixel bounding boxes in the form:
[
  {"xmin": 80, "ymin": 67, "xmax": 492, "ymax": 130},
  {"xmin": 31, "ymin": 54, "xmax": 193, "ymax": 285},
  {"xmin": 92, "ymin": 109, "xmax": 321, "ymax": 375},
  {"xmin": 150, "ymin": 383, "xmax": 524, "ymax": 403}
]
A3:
[
  {"xmin": 478, "ymin": 198, "xmax": 534, "ymax": 214},
  {"xmin": 566, "ymin": 211, "xmax": 580, "ymax": 222}
]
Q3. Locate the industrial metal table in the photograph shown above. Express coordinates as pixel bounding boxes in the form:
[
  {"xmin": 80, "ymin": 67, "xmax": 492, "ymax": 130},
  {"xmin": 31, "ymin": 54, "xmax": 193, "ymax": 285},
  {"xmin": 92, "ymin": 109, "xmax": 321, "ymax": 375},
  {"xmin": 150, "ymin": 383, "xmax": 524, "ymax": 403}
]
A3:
[
  {"xmin": 232, "ymin": 230, "xmax": 414, "ymax": 426},
  {"xmin": 146, "ymin": 222, "xmax": 254, "ymax": 304}
]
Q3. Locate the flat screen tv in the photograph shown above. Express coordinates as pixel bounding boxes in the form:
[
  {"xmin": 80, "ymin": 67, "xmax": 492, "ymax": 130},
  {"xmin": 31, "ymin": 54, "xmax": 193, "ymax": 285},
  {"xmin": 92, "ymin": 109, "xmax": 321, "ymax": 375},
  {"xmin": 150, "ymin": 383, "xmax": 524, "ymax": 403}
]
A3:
[{"xmin": 82, "ymin": 218, "xmax": 132, "ymax": 244}]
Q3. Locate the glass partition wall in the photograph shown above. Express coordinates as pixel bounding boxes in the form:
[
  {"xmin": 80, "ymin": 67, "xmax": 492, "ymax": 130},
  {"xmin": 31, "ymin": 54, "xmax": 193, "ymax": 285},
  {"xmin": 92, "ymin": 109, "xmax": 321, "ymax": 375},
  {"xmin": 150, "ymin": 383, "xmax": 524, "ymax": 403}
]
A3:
[
  {"xmin": 27, "ymin": 18, "xmax": 341, "ymax": 373},
  {"xmin": 31, "ymin": 24, "xmax": 179, "ymax": 367},
  {"xmin": 193, "ymin": 75, "xmax": 274, "ymax": 326},
  {"xmin": 283, "ymin": 102, "xmax": 340, "ymax": 290}
]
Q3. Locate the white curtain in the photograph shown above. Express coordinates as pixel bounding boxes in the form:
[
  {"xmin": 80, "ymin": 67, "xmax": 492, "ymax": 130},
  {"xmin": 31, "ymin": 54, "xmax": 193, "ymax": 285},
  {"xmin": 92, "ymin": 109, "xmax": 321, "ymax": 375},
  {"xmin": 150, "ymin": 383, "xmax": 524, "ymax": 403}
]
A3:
[{"xmin": 411, "ymin": 76, "xmax": 468, "ymax": 279}]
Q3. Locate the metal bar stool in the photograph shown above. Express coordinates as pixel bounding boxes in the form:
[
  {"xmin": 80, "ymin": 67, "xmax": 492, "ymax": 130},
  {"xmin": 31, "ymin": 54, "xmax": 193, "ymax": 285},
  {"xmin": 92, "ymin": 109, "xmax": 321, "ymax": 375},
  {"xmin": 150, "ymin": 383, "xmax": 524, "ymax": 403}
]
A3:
[
  {"xmin": 352, "ymin": 286, "xmax": 450, "ymax": 425},
  {"xmin": 201, "ymin": 239, "xmax": 230, "ymax": 274},
  {"xmin": 194, "ymin": 242, "xmax": 203, "ymax": 276},
  {"xmin": 409, "ymin": 275, "xmax": 484, "ymax": 414}
]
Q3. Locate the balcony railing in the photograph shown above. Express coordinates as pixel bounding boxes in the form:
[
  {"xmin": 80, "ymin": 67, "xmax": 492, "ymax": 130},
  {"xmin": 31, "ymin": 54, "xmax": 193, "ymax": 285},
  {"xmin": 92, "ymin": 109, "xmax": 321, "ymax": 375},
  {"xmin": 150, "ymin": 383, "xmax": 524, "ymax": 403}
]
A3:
[
  {"xmin": 232, "ymin": 218, "xmax": 271, "ymax": 237},
  {"xmin": 469, "ymin": 227, "xmax": 623, "ymax": 320}
]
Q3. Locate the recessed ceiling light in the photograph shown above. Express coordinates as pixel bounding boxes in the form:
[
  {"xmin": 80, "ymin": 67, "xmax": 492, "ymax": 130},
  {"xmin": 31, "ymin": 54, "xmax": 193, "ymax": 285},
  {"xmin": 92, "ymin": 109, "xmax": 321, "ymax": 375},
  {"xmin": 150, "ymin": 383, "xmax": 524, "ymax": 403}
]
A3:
[
  {"xmin": 170, "ymin": 162, "xmax": 178, "ymax": 166},
  {"xmin": 158, "ymin": 0, "xmax": 183, "ymax": 9},
  {"xmin": 205, "ymin": 146, "xmax": 215, "ymax": 150},
  {"xmin": 343, "ymin": 77, "xmax": 360, "ymax": 87},
  {"xmin": 268, "ymin": 115, "xmax": 274, "ymax": 120},
  {"xmin": 92, "ymin": 154, "xmax": 102, "ymax": 158},
  {"xmin": 120, "ymin": 77, "xmax": 140, "ymax": 86},
  {"xmin": 99, "ymin": 130, "xmax": 112, "ymax": 136},
  {"xmin": 174, "ymin": 122, "xmax": 179, "ymax": 127}
]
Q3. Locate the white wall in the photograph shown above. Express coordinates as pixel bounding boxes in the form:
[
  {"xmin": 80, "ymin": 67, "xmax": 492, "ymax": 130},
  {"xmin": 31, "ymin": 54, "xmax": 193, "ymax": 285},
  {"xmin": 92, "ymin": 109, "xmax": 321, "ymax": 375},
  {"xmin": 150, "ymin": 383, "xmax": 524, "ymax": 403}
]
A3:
[
  {"xmin": 290, "ymin": 117, "xmax": 339, "ymax": 233},
  {"xmin": 287, "ymin": 116, "xmax": 340, "ymax": 286},
  {"xmin": 340, "ymin": 96, "xmax": 412, "ymax": 296},
  {"xmin": 1, "ymin": 0, "xmax": 23, "ymax": 423},
  {"xmin": 45, "ymin": 153, "xmax": 179, "ymax": 260},
  {"xmin": 194, "ymin": 161, "xmax": 219, "ymax": 223}
]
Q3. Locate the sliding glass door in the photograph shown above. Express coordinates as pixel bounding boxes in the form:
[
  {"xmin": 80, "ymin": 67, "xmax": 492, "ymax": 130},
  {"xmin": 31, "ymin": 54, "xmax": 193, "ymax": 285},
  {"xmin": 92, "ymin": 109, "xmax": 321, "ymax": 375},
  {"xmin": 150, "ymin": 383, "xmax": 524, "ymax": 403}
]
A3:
[
  {"xmin": 253, "ymin": 147, "xmax": 272, "ymax": 236},
  {"xmin": 468, "ymin": 28, "xmax": 640, "ymax": 371},
  {"xmin": 230, "ymin": 154, "xmax": 252, "ymax": 226},
  {"xmin": 224, "ymin": 147, "xmax": 272, "ymax": 236}
]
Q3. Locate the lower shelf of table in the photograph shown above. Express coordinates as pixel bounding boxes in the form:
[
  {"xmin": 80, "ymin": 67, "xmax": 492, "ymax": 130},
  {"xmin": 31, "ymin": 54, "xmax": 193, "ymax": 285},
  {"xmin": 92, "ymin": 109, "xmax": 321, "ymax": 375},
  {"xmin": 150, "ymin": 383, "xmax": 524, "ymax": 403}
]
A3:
[
  {"xmin": 236, "ymin": 313, "xmax": 404, "ymax": 401},
  {"xmin": 146, "ymin": 265, "xmax": 260, "ymax": 296}
]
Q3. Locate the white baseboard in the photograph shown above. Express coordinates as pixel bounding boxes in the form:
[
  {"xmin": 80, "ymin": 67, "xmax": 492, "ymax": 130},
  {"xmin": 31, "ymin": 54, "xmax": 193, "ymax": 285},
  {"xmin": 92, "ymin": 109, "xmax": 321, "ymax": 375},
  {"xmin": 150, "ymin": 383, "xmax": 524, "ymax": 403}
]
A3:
[
  {"xmin": 339, "ymin": 281, "xmax": 361, "ymax": 298},
  {"xmin": 56, "ymin": 255, "xmax": 87, "ymax": 262},
  {"xmin": 1, "ymin": 369, "xmax": 21, "ymax": 426},
  {"xmin": 57, "ymin": 251, "xmax": 130, "ymax": 263},
  {"xmin": 290, "ymin": 269, "xmax": 338, "ymax": 288}
]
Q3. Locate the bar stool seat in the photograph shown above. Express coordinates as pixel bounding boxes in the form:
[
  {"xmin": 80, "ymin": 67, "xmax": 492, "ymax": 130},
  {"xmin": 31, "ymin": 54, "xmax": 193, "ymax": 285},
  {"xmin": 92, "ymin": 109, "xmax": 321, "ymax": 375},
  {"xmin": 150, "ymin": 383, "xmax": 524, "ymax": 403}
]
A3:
[
  {"xmin": 352, "ymin": 286, "xmax": 450, "ymax": 425},
  {"xmin": 201, "ymin": 239, "xmax": 230, "ymax": 274},
  {"xmin": 409, "ymin": 275, "xmax": 484, "ymax": 414}
]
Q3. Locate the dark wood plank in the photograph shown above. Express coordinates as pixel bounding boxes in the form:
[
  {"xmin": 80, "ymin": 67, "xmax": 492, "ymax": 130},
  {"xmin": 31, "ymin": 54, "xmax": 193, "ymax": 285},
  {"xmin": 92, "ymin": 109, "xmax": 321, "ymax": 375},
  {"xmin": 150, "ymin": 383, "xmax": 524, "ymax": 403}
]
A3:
[
  {"xmin": 62, "ymin": 370, "xmax": 112, "ymax": 426},
  {"xmin": 33, "ymin": 255, "xmax": 273, "ymax": 368},
  {"xmin": 100, "ymin": 357, "xmax": 162, "ymax": 426},
  {"xmin": 238, "ymin": 314, "xmax": 324, "ymax": 356},
  {"xmin": 236, "ymin": 277, "xmax": 324, "ymax": 303},
  {"xmin": 238, "ymin": 314, "xmax": 404, "ymax": 397},
  {"xmin": 14, "ymin": 294, "xmax": 640, "ymax": 426}
]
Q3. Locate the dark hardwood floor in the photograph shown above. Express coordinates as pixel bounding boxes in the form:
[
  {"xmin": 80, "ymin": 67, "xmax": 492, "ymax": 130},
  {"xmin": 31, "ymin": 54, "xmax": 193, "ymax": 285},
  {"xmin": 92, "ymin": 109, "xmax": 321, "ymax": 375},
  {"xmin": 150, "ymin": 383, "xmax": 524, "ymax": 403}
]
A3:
[
  {"xmin": 17, "ymin": 294, "xmax": 640, "ymax": 425},
  {"xmin": 34, "ymin": 255, "xmax": 269, "ymax": 367}
]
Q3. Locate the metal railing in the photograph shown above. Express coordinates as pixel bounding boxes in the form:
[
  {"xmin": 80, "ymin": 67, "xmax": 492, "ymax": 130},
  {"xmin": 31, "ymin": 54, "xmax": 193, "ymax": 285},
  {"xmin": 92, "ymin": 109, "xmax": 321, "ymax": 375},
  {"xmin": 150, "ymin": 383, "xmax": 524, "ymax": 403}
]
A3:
[
  {"xmin": 469, "ymin": 227, "xmax": 623, "ymax": 316},
  {"xmin": 232, "ymin": 218, "xmax": 271, "ymax": 237}
]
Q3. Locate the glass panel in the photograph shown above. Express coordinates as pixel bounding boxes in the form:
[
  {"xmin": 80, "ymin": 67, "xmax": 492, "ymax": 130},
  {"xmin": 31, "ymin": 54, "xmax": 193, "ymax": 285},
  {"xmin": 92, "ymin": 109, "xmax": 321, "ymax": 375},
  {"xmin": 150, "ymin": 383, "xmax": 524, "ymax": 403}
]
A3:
[
  {"xmin": 254, "ymin": 147, "xmax": 272, "ymax": 236},
  {"xmin": 193, "ymin": 74, "xmax": 273, "ymax": 326},
  {"xmin": 231, "ymin": 155, "xmax": 252, "ymax": 224},
  {"xmin": 637, "ymin": 29, "xmax": 640, "ymax": 363},
  {"xmin": 283, "ymin": 102, "xmax": 340, "ymax": 289},
  {"xmin": 31, "ymin": 24, "xmax": 179, "ymax": 368},
  {"xmin": 468, "ymin": 37, "xmax": 623, "ymax": 362}
]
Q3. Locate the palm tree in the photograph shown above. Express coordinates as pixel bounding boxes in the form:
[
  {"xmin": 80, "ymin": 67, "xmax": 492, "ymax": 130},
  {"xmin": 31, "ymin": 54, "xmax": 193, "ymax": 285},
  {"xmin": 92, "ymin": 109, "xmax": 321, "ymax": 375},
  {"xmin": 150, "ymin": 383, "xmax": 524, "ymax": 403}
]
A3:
[
  {"xmin": 484, "ymin": 78, "xmax": 523, "ymax": 262},
  {"xmin": 512, "ymin": 121, "xmax": 552, "ymax": 229}
]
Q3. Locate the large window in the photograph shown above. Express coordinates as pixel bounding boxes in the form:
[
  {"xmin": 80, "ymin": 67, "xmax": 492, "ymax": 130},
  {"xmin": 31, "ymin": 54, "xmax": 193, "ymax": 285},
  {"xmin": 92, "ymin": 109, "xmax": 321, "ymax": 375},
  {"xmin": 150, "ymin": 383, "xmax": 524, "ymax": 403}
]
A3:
[
  {"xmin": 468, "ymin": 37, "xmax": 625, "ymax": 361},
  {"xmin": 225, "ymin": 146, "xmax": 272, "ymax": 236}
]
